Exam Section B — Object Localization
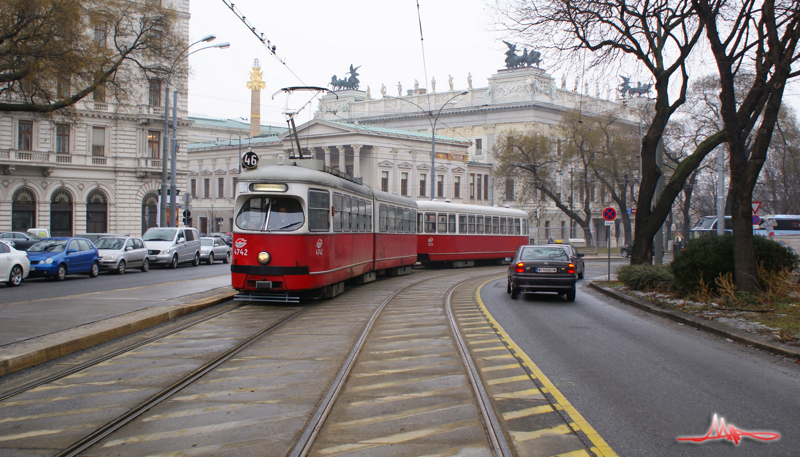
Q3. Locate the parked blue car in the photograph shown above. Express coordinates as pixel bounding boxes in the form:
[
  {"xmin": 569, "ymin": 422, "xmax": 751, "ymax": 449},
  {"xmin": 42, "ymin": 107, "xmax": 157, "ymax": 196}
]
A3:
[{"xmin": 26, "ymin": 237, "xmax": 100, "ymax": 281}]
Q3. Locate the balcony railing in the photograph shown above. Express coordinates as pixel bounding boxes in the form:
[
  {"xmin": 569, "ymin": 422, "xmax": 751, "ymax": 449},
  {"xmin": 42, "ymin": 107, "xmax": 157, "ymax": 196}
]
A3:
[
  {"xmin": 138, "ymin": 105, "xmax": 165, "ymax": 116},
  {"xmin": 0, "ymin": 149, "xmax": 113, "ymax": 167},
  {"xmin": 138, "ymin": 158, "xmax": 162, "ymax": 168}
]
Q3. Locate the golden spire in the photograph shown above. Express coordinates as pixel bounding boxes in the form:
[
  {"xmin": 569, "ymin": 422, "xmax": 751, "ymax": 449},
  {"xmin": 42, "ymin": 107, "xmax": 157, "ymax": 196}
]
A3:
[{"xmin": 246, "ymin": 59, "xmax": 266, "ymax": 90}]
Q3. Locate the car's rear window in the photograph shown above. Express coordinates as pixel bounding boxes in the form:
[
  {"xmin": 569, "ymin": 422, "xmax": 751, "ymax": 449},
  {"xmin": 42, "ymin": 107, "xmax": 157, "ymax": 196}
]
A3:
[{"xmin": 520, "ymin": 247, "xmax": 569, "ymax": 261}]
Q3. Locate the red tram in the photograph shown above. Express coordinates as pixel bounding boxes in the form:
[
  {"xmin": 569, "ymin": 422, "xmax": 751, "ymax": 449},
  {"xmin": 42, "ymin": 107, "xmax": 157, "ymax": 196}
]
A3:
[
  {"xmin": 231, "ymin": 159, "xmax": 417, "ymax": 302},
  {"xmin": 416, "ymin": 200, "xmax": 530, "ymax": 267}
]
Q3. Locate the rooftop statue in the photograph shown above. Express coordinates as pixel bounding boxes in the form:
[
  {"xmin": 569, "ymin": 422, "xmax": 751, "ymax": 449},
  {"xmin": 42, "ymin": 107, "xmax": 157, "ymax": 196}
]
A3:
[
  {"xmin": 618, "ymin": 76, "xmax": 652, "ymax": 98},
  {"xmin": 503, "ymin": 41, "xmax": 542, "ymax": 69},
  {"xmin": 329, "ymin": 64, "xmax": 362, "ymax": 91}
]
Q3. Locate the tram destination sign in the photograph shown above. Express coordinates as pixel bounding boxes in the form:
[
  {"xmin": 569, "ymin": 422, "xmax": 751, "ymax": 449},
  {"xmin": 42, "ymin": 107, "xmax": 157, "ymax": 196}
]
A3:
[{"xmin": 242, "ymin": 151, "xmax": 259, "ymax": 170}]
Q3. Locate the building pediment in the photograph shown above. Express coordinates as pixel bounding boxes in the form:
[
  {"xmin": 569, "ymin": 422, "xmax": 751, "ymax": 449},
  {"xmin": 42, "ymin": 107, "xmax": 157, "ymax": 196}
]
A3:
[
  {"xmin": 398, "ymin": 162, "xmax": 413, "ymax": 169},
  {"xmin": 377, "ymin": 160, "xmax": 394, "ymax": 168},
  {"xmin": 451, "ymin": 167, "xmax": 466, "ymax": 173},
  {"xmin": 215, "ymin": 169, "xmax": 227, "ymax": 175},
  {"xmin": 200, "ymin": 170, "xmax": 213, "ymax": 175},
  {"xmin": 416, "ymin": 164, "xmax": 430, "ymax": 171}
]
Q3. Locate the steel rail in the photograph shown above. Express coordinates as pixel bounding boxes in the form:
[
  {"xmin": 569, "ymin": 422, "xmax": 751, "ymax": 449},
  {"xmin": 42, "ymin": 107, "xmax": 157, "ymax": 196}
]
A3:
[
  {"xmin": 446, "ymin": 277, "xmax": 513, "ymax": 457},
  {"xmin": 0, "ymin": 301, "xmax": 245, "ymax": 402},
  {"xmin": 56, "ymin": 303, "xmax": 314, "ymax": 457}
]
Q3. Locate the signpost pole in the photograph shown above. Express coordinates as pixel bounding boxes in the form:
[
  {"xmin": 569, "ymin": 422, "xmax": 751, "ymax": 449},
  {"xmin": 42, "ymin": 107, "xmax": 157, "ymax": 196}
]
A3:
[{"xmin": 608, "ymin": 232, "xmax": 611, "ymax": 281}]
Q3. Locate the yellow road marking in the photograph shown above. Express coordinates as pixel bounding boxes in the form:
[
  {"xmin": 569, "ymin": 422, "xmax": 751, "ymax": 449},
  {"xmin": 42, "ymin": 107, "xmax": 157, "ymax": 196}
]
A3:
[
  {"xmin": 330, "ymin": 401, "xmax": 468, "ymax": 429},
  {"xmin": 472, "ymin": 346, "xmax": 507, "ymax": 353},
  {"xmin": 476, "ymin": 354, "xmax": 515, "ymax": 361},
  {"xmin": 554, "ymin": 450, "xmax": 592, "ymax": 457},
  {"xmin": 502, "ymin": 404, "xmax": 554, "ymax": 420},
  {"xmin": 494, "ymin": 388, "xmax": 546, "ymax": 400},
  {"xmin": 476, "ymin": 277, "xmax": 619, "ymax": 457},
  {"xmin": 351, "ymin": 361, "xmax": 458, "ymax": 378},
  {"xmin": 511, "ymin": 423, "xmax": 572, "ymax": 441},
  {"xmin": 480, "ymin": 363, "xmax": 520, "ymax": 372},
  {"xmin": 486, "ymin": 374, "xmax": 530, "ymax": 385}
]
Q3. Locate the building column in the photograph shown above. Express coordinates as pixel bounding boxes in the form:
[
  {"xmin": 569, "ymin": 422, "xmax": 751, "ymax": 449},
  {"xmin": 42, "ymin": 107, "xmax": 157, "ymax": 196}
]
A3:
[
  {"xmin": 336, "ymin": 145, "xmax": 345, "ymax": 172},
  {"xmin": 323, "ymin": 146, "xmax": 333, "ymax": 168},
  {"xmin": 352, "ymin": 143, "xmax": 362, "ymax": 179}
]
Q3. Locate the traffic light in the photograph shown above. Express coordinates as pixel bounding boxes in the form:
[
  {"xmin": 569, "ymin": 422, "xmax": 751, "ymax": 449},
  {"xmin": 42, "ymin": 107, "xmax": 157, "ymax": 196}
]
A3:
[{"xmin": 182, "ymin": 210, "xmax": 191, "ymax": 226}]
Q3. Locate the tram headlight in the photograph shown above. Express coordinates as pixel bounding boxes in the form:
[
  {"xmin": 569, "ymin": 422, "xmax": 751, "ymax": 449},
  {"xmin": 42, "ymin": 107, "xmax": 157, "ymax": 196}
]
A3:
[{"xmin": 257, "ymin": 251, "xmax": 271, "ymax": 265}]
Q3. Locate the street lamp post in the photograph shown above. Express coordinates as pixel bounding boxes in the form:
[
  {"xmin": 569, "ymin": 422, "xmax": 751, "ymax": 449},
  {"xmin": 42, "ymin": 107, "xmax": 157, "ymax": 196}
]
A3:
[
  {"xmin": 159, "ymin": 36, "xmax": 230, "ymax": 227},
  {"xmin": 229, "ymin": 133, "xmax": 251, "ymax": 174},
  {"xmin": 386, "ymin": 91, "xmax": 468, "ymax": 200}
]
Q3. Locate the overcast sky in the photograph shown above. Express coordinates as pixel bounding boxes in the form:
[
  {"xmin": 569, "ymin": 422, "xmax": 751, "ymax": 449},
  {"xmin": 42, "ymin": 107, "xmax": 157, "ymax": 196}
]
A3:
[{"xmin": 187, "ymin": 0, "xmax": 800, "ymax": 128}]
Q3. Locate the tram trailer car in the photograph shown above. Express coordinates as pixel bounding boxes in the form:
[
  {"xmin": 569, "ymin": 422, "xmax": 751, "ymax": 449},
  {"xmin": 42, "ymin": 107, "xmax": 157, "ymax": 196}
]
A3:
[
  {"xmin": 416, "ymin": 200, "xmax": 530, "ymax": 267},
  {"xmin": 231, "ymin": 159, "xmax": 417, "ymax": 301}
]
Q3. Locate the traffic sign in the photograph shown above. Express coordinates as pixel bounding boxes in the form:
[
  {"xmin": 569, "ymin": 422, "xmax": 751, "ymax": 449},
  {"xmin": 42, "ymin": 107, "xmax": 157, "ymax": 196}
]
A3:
[
  {"xmin": 242, "ymin": 151, "xmax": 259, "ymax": 170},
  {"xmin": 753, "ymin": 214, "xmax": 761, "ymax": 225},
  {"xmin": 604, "ymin": 220, "xmax": 614, "ymax": 226},
  {"xmin": 752, "ymin": 201, "xmax": 762, "ymax": 214},
  {"xmin": 602, "ymin": 207, "xmax": 617, "ymax": 221}
]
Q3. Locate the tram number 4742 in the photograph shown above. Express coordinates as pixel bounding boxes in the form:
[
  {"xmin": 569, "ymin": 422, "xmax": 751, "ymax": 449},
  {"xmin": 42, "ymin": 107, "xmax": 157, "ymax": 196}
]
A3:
[{"xmin": 234, "ymin": 248, "xmax": 248, "ymax": 256}]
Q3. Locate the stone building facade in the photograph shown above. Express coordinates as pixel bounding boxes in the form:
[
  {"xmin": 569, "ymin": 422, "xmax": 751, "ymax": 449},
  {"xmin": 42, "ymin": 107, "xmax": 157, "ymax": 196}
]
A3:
[{"xmin": 0, "ymin": 1, "xmax": 191, "ymax": 237}]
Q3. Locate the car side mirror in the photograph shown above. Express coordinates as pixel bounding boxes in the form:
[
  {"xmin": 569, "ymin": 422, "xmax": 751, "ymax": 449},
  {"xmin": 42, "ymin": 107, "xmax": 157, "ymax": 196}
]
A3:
[
  {"xmin": 68, "ymin": 248, "xmax": 77, "ymax": 253},
  {"xmin": 578, "ymin": 253, "xmax": 585, "ymax": 257},
  {"xmin": 126, "ymin": 246, "xmax": 133, "ymax": 251}
]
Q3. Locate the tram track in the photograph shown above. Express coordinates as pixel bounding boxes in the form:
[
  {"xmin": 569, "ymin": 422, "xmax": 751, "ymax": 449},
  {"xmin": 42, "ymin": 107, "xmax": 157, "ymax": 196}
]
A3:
[{"xmin": 0, "ymin": 267, "xmax": 598, "ymax": 456}]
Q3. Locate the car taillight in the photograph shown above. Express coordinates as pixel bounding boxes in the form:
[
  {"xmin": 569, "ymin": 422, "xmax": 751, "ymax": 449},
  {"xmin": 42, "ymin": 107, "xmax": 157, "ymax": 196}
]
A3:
[
  {"xmin": 516, "ymin": 262, "xmax": 525, "ymax": 273},
  {"xmin": 567, "ymin": 263, "xmax": 575, "ymax": 274}
]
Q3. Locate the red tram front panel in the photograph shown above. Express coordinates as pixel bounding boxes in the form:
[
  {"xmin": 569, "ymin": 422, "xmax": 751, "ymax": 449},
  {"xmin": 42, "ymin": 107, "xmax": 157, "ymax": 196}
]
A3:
[{"xmin": 231, "ymin": 232, "xmax": 374, "ymax": 292}]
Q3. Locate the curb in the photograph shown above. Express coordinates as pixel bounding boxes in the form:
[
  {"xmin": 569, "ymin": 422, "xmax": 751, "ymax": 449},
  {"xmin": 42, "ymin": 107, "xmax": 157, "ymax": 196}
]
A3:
[
  {"xmin": 0, "ymin": 289, "xmax": 237, "ymax": 377},
  {"xmin": 588, "ymin": 282, "xmax": 800, "ymax": 360}
]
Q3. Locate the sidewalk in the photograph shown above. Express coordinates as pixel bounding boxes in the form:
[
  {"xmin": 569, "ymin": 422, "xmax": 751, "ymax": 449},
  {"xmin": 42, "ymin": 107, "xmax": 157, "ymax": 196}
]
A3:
[
  {"xmin": 0, "ymin": 285, "xmax": 236, "ymax": 377},
  {"xmin": 589, "ymin": 280, "xmax": 800, "ymax": 360}
]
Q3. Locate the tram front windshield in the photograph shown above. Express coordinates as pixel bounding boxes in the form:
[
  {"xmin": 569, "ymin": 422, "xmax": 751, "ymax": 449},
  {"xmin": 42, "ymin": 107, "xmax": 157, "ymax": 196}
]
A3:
[{"xmin": 236, "ymin": 197, "xmax": 304, "ymax": 232}]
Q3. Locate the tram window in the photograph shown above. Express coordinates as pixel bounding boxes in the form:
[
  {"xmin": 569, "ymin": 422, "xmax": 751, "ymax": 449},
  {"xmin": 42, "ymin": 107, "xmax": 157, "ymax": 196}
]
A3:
[
  {"xmin": 351, "ymin": 198, "xmax": 358, "ymax": 231},
  {"xmin": 379, "ymin": 204, "xmax": 387, "ymax": 232},
  {"xmin": 358, "ymin": 199, "xmax": 366, "ymax": 232},
  {"xmin": 387, "ymin": 205, "xmax": 396, "ymax": 233},
  {"xmin": 366, "ymin": 200, "xmax": 373, "ymax": 232},
  {"xmin": 514, "ymin": 218, "xmax": 521, "ymax": 235},
  {"xmin": 500, "ymin": 217, "xmax": 507, "ymax": 235},
  {"xmin": 485, "ymin": 216, "xmax": 492, "ymax": 234},
  {"xmin": 341, "ymin": 195, "xmax": 350, "ymax": 232},
  {"xmin": 425, "ymin": 212, "xmax": 436, "ymax": 233},
  {"xmin": 523, "ymin": 218, "xmax": 528, "ymax": 235},
  {"xmin": 418, "ymin": 212, "xmax": 423, "ymax": 233},
  {"xmin": 493, "ymin": 216, "xmax": 500, "ymax": 234},
  {"xmin": 266, "ymin": 198, "xmax": 304, "ymax": 232},
  {"xmin": 308, "ymin": 190, "xmax": 330, "ymax": 232},
  {"xmin": 449, "ymin": 214, "xmax": 457, "ymax": 233},
  {"xmin": 333, "ymin": 193, "xmax": 342, "ymax": 232},
  {"xmin": 476, "ymin": 215, "xmax": 484, "ymax": 234},
  {"xmin": 235, "ymin": 197, "xmax": 268, "ymax": 231},
  {"xmin": 396, "ymin": 207, "xmax": 404, "ymax": 232},
  {"xmin": 468, "ymin": 215, "xmax": 476, "ymax": 234},
  {"xmin": 438, "ymin": 214, "xmax": 448, "ymax": 234},
  {"xmin": 411, "ymin": 210, "xmax": 417, "ymax": 233},
  {"xmin": 404, "ymin": 208, "xmax": 411, "ymax": 233},
  {"xmin": 459, "ymin": 215, "xmax": 467, "ymax": 234}
]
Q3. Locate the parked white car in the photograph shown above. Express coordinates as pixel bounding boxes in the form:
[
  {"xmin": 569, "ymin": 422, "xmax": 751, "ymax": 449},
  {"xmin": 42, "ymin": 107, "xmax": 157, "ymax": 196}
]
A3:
[
  {"xmin": 200, "ymin": 237, "xmax": 232, "ymax": 265},
  {"xmin": 0, "ymin": 240, "xmax": 31, "ymax": 286},
  {"xmin": 95, "ymin": 236, "xmax": 150, "ymax": 274}
]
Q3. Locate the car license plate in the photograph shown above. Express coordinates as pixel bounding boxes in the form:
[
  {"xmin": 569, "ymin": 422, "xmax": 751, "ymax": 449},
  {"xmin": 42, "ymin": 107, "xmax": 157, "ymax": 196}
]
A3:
[
  {"xmin": 536, "ymin": 267, "xmax": 557, "ymax": 273},
  {"xmin": 256, "ymin": 281, "xmax": 273, "ymax": 289}
]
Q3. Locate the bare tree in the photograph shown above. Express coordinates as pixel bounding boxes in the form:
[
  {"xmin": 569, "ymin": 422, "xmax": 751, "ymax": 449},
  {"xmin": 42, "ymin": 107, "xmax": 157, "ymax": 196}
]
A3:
[
  {"xmin": 693, "ymin": 0, "xmax": 800, "ymax": 292},
  {"xmin": 0, "ymin": 0, "xmax": 183, "ymax": 113},
  {"xmin": 496, "ymin": 0, "xmax": 726, "ymax": 265},
  {"xmin": 753, "ymin": 106, "xmax": 800, "ymax": 214}
]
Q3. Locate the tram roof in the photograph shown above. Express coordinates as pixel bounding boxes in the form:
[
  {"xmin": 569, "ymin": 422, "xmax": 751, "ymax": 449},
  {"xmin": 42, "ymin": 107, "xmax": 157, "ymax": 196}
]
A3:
[
  {"xmin": 416, "ymin": 200, "xmax": 529, "ymax": 217},
  {"xmin": 240, "ymin": 161, "xmax": 372, "ymax": 198}
]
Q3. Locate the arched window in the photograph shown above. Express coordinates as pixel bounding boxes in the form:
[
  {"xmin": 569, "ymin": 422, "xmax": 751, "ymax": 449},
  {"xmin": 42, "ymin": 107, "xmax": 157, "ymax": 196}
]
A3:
[
  {"xmin": 142, "ymin": 192, "xmax": 159, "ymax": 234},
  {"xmin": 12, "ymin": 187, "xmax": 36, "ymax": 231},
  {"xmin": 87, "ymin": 189, "xmax": 108, "ymax": 233},
  {"xmin": 50, "ymin": 188, "xmax": 73, "ymax": 237}
]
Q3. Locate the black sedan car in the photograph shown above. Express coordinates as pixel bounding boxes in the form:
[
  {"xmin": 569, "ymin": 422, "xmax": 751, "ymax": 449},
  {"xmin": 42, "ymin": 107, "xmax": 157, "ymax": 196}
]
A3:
[
  {"xmin": 0, "ymin": 231, "xmax": 41, "ymax": 250},
  {"xmin": 507, "ymin": 245, "xmax": 578, "ymax": 301}
]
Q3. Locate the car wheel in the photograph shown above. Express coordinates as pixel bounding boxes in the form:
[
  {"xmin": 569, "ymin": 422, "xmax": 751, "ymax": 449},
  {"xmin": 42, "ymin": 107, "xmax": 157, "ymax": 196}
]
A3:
[
  {"xmin": 566, "ymin": 287, "xmax": 576, "ymax": 302},
  {"xmin": 506, "ymin": 279, "xmax": 511, "ymax": 294},
  {"xmin": 578, "ymin": 270, "xmax": 584, "ymax": 280},
  {"xmin": 621, "ymin": 249, "xmax": 629, "ymax": 258},
  {"xmin": 55, "ymin": 264, "xmax": 67, "ymax": 281},
  {"xmin": 8, "ymin": 265, "xmax": 23, "ymax": 287},
  {"xmin": 116, "ymin": 260, "xmax": 126, "ymax": 275},
  {"xmin": 89, "ymin": 262, "xmax": 100, "ymax": 278},
  {"xmin": 192, "ymin": 252, "xmax": 200, "ymax": 267},
  {"xmin": 206, "ymin": 253, "xmax": 214, "ymax": 265},
  {"xmin": 223, "ymin": 251, "xmax": 231, "ymax": 264},
  {"xmin": 141, "ymin": 257, "xmax": 150, "ymax": 272},
  {"xmin": 169, "ymin": 255, "xmax": 178, "ymax": 269},
  {"xmin": 510, "ymin": 284, "xmax": 520, "ymax": 300}
]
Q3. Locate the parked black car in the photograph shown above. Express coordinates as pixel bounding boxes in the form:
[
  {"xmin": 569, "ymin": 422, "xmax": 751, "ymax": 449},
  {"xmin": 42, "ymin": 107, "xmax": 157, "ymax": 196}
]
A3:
[
  {"xmin": 209, "ymin": 232, "xmax": 233, "ymax": 246},
  {"xmin": 620, "ymin": 242, "xmax": 655, "ymax": 258},
  {"xmin": 0, "ymin": 231, "xmax": 42, "ymax": 250},
  {"xmin": 507, "ymin": 245, "xmax": 578, "ymax": 301}
]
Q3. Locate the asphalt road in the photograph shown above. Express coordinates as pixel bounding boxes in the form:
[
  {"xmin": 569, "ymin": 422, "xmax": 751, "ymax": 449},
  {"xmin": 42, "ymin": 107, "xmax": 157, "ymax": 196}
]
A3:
[
  {"xmin": 481, "ymin": 258, "xmax": 800, "ymax": 456},
  {"xmin": 0, "ymin": 262, "xmax": 232, "ymax": 346}
]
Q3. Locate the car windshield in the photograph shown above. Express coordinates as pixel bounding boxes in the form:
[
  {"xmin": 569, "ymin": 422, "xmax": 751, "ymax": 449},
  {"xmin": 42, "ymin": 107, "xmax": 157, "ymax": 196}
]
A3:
[
  {"xmin": 95, "ymin": 238, "xmax": 125, "ymax": 250},
  {"xmin": 143, "ymin": 228, "xmax": 177, "ymax": 241},
  {"xmin": 29, "ymin": 240, "xmax": 68, "ymax": 252},
  {"xmin": 201, "ymin": 239, "xmax": 213, "ymax": 246},
  {"xmin": 520, "ymin": 247, "xmax": 569, "ymax": 261}
]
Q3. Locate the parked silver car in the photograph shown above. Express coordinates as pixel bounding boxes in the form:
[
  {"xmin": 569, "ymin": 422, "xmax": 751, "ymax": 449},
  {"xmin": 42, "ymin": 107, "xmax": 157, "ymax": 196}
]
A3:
[
  {"xmin": 200, "ymin": 237, "xmax": 231, "ymax": 265},
  {"xmin": 143, "ymin": 227, "xmax": 201, "ymax": 268},
  {"xmin": 95, "ymin": 236, "xmax": 150, "ymax": 274}
]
